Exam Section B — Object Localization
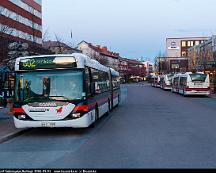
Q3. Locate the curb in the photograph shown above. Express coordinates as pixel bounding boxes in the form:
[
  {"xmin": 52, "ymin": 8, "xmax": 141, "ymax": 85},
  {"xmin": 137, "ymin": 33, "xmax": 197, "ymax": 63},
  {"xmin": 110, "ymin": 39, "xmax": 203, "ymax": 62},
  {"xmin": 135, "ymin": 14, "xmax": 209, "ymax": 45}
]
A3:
[
  {"xmin": 0, "ymin": 128, "xmax": 32, "ymax": 144},
  {"xmin": 209, "ymin": 95, "xmax": 216, "ymax": 99}
]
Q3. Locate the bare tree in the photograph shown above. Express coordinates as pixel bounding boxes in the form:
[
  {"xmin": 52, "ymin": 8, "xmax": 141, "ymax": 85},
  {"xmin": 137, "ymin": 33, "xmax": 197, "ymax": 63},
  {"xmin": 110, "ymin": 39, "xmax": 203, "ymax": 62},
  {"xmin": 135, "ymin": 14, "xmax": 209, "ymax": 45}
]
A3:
[
  {"xmin": 42, "ymin": 28, "xmax": 50, "ymax": 43},
  {"xmin": 0, "ymin": 6, "xmax": 20, "ymax": 68},
  {"xmin": 54, "ymin": 34, "xmax": 65, "ymax": 54}
]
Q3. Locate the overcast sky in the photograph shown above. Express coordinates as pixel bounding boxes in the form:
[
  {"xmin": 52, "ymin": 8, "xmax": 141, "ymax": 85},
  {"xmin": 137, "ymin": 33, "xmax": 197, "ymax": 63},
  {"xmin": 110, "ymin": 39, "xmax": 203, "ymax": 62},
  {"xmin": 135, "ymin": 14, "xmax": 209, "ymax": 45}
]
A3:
[{"xmin": 42, "ymin": 0, "xmax": 216, "ymax": 61}]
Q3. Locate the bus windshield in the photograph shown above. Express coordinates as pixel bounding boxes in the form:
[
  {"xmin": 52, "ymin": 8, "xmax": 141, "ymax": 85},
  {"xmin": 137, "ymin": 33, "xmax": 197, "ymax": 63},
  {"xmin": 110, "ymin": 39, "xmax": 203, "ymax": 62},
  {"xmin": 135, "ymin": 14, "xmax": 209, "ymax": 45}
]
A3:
[
  {"xmin": 189, "ymin": 73, "xmax": 207, "ymax": 82},
  {"xmin": 15, "ymin": 70, "xmax": 84, "ymax": 103},
  {"xmin": 167, "ymin": 75, "xmax": 173, "ymax": 82}
]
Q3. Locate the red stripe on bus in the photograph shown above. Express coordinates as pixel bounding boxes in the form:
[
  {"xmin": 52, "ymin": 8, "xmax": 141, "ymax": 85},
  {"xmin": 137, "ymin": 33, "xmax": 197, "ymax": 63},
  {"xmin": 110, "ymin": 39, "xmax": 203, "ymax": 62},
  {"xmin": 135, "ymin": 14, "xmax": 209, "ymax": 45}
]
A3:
[{"xmin": 185, "ymin": 88, "xmax": 210, "ymax": 91}]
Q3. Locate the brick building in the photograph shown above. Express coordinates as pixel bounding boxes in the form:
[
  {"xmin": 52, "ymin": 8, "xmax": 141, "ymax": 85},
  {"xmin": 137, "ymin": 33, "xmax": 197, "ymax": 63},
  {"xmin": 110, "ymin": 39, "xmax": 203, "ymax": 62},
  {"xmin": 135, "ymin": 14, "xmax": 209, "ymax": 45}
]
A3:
[
  {"xmin": 0, "ymin": 0, "xmax": 51, "ymax": 68},
  {"xmin": 119, "ymin": 58, "xmax": 146, "ymax": 82}
]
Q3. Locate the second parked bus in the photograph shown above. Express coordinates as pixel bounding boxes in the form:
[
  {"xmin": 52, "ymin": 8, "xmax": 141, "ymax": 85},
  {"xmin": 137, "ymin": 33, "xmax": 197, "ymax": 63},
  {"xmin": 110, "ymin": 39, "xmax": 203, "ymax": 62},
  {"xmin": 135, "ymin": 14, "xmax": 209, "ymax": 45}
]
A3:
[{"xmin": 171, "ymin": 72, "xmax": 210, "ymax": 96}]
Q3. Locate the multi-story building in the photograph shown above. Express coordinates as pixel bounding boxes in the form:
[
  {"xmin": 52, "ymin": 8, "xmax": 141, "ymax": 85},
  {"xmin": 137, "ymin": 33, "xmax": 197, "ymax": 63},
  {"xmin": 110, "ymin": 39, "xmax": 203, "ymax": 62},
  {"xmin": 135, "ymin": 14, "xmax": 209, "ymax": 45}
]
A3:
[
  {"xmin": 188, "ymin": 35, "xmax": 216, "ymax": 93},
  {"xmin": 77, "ymin": 41, "xmax": 120, "ymax": 71},
  {"xmin": 188, "ymin": 36, "xmax": 216, "ymax": 71},
  {"xmin": 0, "ymin": 0, "xmax": 50, "ymax": 67},
  {"xmin": 119, "ymin": 57, "xmax": 146, "ymax": 82},
  {"xmin": 156, "ymin": 57, "xmax": 188, "ymax": 74},
  {"xmin": 0, "ymin": 0, "xmax": 42, "ymax": 45},
  {"xmin": 142, "ymin": 61, "xmax": 154, "ymax": 76},
  {"xmin": 166, "ymin": 37, "xmax": 209, "ymax": 58}
]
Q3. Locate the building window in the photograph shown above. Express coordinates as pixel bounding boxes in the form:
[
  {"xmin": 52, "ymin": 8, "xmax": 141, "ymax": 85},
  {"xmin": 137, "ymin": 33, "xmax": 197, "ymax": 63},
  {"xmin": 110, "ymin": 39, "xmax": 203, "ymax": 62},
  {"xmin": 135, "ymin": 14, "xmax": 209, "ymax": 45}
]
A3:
[
  {"xmin": 187, "ymin": 41, "xmax": 194, "ymax": 47},
  {"xmin": 182, "ymin": 51, "xmax": 187, "ymax": 57},
  {"xmin": 195, "ymin": 41, "xmax": 200, "ymax": 45},
  {"xmin": 187, "ymin": 41, "xmax": 191, "ymax": 47},
  {"xmin": 182, "ymin": 41, "xmax": 186, "ymax": 47}
]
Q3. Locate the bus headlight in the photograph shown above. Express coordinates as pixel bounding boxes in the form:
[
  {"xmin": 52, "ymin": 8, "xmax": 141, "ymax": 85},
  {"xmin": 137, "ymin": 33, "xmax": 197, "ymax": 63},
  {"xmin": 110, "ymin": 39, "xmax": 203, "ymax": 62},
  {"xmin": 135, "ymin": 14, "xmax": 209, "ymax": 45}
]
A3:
[
  {"xmin": 18, "ymin": 115, "xmax": 26, "ymax": 120},
  {"xmin": 72, "ymin": 113, "xmax": 81, "ymax": 118}
]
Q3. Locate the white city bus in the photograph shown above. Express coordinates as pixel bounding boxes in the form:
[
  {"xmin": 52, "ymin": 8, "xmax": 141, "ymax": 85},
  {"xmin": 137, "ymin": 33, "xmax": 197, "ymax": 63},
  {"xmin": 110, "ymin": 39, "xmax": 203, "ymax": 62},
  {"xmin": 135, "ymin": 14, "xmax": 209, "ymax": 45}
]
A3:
[
  {"xmin": 161, "ymin": 74, "xmax": 174, "ymax": 90},
  {"xmin": 172, "ymin": 72, "xmax": 210, "ymax": 96},
  {"xmin": 12, "ymin": 53, "xmax": 121, "ymax": 128},
  {"xmin": 151, "ymin": 76, "xmax": 158, "ymax": 87}
]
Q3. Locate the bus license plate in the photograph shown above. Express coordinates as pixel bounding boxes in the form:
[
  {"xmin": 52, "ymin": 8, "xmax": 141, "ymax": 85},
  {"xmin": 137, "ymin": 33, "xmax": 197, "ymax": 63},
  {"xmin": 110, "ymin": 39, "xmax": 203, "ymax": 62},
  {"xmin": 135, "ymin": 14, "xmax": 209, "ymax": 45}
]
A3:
[
  {"xmin": 194, "ymin": 83, "xmax": 202, "ymax": 87},
  {"xmin": 41, "ymin": 122, "xmax": 56, "ymax": 127}
]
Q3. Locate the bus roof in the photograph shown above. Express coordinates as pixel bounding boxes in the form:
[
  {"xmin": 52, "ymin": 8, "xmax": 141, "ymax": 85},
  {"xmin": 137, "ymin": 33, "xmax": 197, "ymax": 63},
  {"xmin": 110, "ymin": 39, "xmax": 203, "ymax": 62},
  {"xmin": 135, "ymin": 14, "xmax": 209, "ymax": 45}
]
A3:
[
  {"xmin": 15, "ymin": 53, "xmax": 119, "ymax": 75},
  {"xmin": 110, "ymin": 68, "xmax": 119, "ymax": 76}
]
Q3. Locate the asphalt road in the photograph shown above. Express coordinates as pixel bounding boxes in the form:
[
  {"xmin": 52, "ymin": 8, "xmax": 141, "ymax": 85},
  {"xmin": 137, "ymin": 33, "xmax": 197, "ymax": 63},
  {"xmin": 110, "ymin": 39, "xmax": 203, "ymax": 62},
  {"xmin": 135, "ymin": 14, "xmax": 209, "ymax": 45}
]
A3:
[{"xmin": 1, "ymin": 82, "xmax": 216, "ymax": 168}]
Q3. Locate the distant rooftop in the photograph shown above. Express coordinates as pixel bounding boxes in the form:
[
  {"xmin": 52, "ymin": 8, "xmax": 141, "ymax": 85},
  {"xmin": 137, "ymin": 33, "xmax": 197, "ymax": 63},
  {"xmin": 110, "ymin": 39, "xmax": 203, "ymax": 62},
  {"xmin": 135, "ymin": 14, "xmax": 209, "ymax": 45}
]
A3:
[
  {"xmin": 166, "ymin": 36, "xmax": 209, "ymax": 40},
  {"xmin": 79, "ymin": 40, "xmax": 120, "ymax": 59}
]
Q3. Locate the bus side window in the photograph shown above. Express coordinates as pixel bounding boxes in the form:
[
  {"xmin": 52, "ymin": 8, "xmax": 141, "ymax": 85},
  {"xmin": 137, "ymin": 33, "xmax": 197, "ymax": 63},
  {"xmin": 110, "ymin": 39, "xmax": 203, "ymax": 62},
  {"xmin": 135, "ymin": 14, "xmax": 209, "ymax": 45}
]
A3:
[
  {"xmin": 180, "ymin": 77, "xmax": 187, "ymax": 87},
  {"xmin": 85, "ymin": 68, "xmax": 91, "ymax": 96},
  {"xmin": 112, "ymin": 76, "xmax": 120, "ymax": 90}
]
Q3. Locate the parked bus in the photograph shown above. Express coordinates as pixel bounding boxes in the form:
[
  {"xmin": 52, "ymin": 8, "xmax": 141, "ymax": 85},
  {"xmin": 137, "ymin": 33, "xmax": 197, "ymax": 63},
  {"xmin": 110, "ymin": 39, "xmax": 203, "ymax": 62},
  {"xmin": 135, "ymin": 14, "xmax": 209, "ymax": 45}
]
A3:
[
  {"xmin": 161, "ymin": 74, "xmax": 173, "ymax": 90},
  {"xmin": 171, "ymin": 72, "xmax": 210, "ymax": 96},
  {"xmin": 152, "ymin": 76, "xmax": 161, "ymax": 87},
  {"xmin": 151, "ymin": 76, "xmax": 158, "ymax": 87},
  {"xmin": 12, "ymin": 53, "xmax": 121, "ymax": 128},
  {"xmin": 159, "ymin": 75, "xmax": 164, "ymax": 89},
  {"xmin": 171, "ymin": 73, "xmax": 181, "ymax": 93}
]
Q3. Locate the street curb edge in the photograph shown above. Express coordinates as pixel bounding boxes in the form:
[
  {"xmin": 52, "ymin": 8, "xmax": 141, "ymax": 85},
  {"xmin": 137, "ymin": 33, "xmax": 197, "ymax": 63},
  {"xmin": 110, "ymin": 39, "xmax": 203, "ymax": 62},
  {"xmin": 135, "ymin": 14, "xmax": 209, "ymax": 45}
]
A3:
[{"xmin": 0, "ymin": 129, "xmax": 32, "ymax": 144}]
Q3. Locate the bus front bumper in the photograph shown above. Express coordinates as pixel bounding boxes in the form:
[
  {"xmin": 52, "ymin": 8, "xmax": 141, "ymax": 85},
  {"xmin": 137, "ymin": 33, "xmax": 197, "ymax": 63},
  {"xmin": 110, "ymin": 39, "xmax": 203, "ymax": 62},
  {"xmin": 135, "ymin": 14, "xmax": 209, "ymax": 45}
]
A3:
[{"xmin": 13, "ymin": 112, "xmax": 95, "ymax": 129}]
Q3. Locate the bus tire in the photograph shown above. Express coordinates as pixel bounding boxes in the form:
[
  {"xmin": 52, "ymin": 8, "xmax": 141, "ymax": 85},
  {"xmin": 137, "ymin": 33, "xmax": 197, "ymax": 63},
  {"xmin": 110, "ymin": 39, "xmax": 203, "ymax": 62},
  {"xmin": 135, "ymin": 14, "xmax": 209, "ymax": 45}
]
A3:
[
  {"xmin": 183, "ymin": 90, "xmax": 187, "ymax": 97},
  {"xmin": 90, "ymin": 106, "xmax": 99, "ymax": 128},
  {"xmin": 106, "ymin": 99, "xmax": 111, "ymax": 116}
]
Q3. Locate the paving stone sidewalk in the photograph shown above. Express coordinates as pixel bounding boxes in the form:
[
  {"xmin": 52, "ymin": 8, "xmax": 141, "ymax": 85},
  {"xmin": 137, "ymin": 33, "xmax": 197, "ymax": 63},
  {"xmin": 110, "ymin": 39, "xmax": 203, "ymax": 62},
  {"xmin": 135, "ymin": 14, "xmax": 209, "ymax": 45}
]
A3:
[{"xmin": 0, "ymin": 108, "xmax": 23, "ymax": 142}]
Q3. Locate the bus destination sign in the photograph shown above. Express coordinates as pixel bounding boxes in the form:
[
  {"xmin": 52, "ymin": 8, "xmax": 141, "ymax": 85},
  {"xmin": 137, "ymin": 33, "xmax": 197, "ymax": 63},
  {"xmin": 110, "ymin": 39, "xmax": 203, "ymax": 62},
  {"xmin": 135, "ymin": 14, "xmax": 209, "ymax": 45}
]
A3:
[{"xmin": 19, "ymin": 56, "xmax": 77, "ymax": 70}]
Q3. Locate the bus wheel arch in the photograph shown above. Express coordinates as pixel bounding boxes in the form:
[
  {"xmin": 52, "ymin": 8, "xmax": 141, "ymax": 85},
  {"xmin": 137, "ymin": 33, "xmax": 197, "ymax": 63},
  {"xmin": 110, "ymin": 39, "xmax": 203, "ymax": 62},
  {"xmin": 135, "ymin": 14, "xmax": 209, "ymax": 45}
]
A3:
[{"xmin": 89, "ymin": 105, "xmax": 99, "ymax": 128}]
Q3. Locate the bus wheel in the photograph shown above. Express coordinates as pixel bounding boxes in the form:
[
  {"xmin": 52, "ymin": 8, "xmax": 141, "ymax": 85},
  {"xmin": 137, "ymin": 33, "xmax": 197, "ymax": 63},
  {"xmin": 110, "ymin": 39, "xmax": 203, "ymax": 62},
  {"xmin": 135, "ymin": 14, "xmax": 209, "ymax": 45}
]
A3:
[
  {"xmin": 183, "ymin": 90, "xmax": 187, "ymax": 97},
  {"xmin": 90, "ymin": 106, "xmax": 99, "ymax": 128},
  {"xmin": 108, "ymin": 99, "xmax": 111, "ymax": 112}
]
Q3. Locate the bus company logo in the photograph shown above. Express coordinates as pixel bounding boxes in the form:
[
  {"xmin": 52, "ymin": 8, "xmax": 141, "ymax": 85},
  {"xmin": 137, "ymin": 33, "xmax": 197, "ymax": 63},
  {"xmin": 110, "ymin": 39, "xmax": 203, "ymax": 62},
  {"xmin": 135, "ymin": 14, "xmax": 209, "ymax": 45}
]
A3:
[
  {"xmin": 56, "ymin": 107, "xmax": 63, "ymax": 114},
  {"xmin": 39, "ymin": 102, "xmax": 57, "ymax": 107}
]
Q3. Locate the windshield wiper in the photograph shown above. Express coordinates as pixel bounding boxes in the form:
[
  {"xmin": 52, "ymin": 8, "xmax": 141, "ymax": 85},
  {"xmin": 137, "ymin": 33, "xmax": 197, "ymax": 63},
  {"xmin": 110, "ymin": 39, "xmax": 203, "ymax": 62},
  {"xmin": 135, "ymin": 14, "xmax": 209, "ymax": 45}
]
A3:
[
  {"xmin": 48, "ymin": 96, "xmax": 71, "ymax": 101},
  {"xmin": 24, "ymin": 96, "xmax": 50, "ymax": 103}
]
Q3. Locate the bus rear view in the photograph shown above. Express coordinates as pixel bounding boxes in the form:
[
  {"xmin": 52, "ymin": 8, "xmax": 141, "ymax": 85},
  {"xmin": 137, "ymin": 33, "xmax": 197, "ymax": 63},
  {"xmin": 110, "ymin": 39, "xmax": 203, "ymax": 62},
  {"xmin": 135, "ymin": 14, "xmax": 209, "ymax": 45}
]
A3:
[{"xmin": 179, "ymin": 72, "xmax": 210, "ymax": 96}]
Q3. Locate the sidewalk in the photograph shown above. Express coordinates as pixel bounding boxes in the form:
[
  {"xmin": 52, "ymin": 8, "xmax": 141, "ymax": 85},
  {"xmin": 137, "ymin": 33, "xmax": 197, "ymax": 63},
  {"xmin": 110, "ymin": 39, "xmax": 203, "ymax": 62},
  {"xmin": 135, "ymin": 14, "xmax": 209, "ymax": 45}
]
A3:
[
  {"xmin": 0, "ymin": 108, "xmax": 24, "ymax": 143},
  {"xmin": 209, "ymin": 94, "xmax": 216, "ymax": 98}
]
